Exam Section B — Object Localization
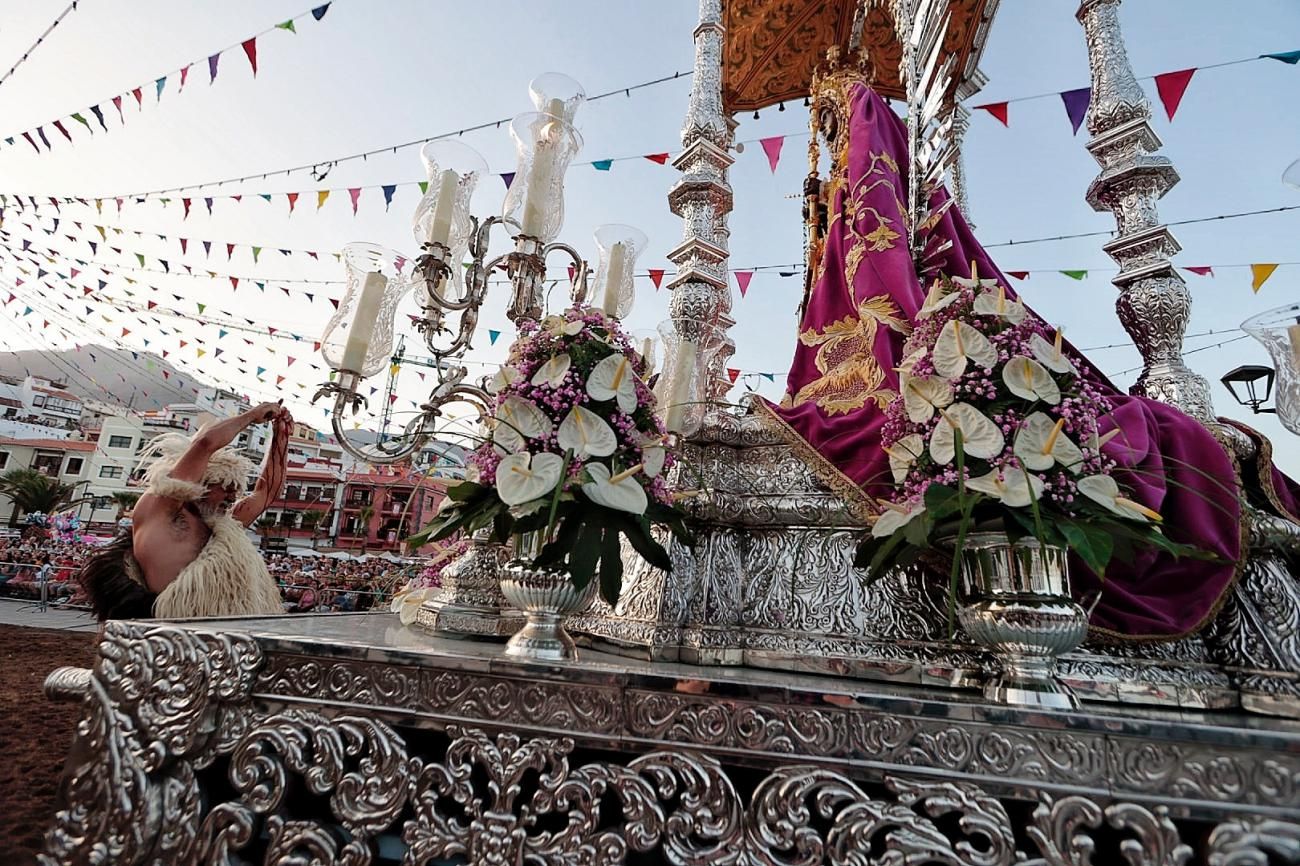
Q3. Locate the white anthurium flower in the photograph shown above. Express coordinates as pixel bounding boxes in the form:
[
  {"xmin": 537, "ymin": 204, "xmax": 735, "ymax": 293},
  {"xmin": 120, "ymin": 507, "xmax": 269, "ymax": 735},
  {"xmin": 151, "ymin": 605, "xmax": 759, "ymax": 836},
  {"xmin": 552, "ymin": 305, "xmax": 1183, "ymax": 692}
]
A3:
[
  {"xmin": 965, "ymin": 469, "xmax": 1045, "ymax": 508},
  {"xmin": 492, "ymin": 396, "xmax": 553, "ymax": 453},
  {"xmin": 950, "ymin": 262, "xmax": 1001, "ymax": 292},
  {"xmin": 1029, "ymin": 332, "xmax": 1077, "ymax": 376},
  {"xmin": 1077, "ymin": 474, "xmax": 1163, "ymax": 523},
  {"xmin": 642, "ymin": 445, "xmax": 666, "ymax": 478},
  {"xmin": 391, "ymin": 586, "xmax": 432, "ymax": 626},
  {"xmin": 870, "ymin": 502, "xmax": 926, "ymax": 538},
  {"xmin": 582, "ymin": 463, "xmax": 648, "ymax": 515},
  {"xmin": 895, "ymin": 347, "xmax": 926, "ymax": 375},
  {"xmin": 972, "ymin": 286, "xmax": 1027, "ymax": 325},
  {"xmin": 587, "ymin": 353, "xmax": 639, "ymax": 413},
  {"xmin": 902, "ymin": 374, "xmax": 954, "ymax": 423},
  {"xmin": 1003, "ymin": 356, "xmax": 1061, "ymax": 405},
  {"xmin": 885, "ymin": 433, "xmax": 925, "ymax": 484},
  {"xmin": 932, "ymin": 319, "xmax": 999, "ymax": 379},
  {"xmin": 530, "ymin": 353, "xmax": 571, "ymax": 388},
  {"xmin": 495, "ymin": 451, "xmax": 565, "ymax": 506},
  {"xmin": 488, "ymin": 365, "xmax": 522, "ymax": 395},
  {"xmin": 1086, "ymin": 426, "xmax": 1123, "ymax": 452},
  {"xmin": 541, "ymin": 315, "xmax": 586, "ymax": 337},
  {"xmin": 917, "ymin": 279, "xmax": 962, "ymax": 318},
  {"xmin": 1014, "ymin": 412, "xmax": 1085, "ymax": 473},
  {"xmin": 557, "ymin": 405, "xmax": 617, "ymax": 459},
  {"xmin": 928, "ymin": 403, "xmax": 1005, "ymax": 464}
]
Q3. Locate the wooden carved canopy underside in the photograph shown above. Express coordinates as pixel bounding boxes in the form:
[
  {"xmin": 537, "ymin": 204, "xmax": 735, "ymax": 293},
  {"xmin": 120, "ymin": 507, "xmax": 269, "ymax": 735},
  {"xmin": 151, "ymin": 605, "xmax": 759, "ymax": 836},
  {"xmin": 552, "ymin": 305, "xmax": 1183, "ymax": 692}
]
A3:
[{"xmin": 722, "ymin": 0, "xmax": 996, "ymax": 112}]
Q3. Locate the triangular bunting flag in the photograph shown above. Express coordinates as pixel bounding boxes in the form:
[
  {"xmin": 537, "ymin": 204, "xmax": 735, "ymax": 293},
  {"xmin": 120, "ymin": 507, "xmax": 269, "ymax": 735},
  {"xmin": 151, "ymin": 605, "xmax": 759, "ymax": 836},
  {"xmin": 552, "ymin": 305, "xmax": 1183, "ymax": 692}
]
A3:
[
  {"xmin": 382, "ymin": 184, "xmax": 396, "ymax": 210},
  {"xmin": 734, "ymin": 270, "xmax": 753, "ymax": 297},
  {"xmin": 759, "ymin": 136, "xmax": 785, "ymax": 172},
  {"xmin": 242, "ymin": 38, "xmax": 258, "ymax": 76},
  {"xmin": 179, "ymin": 64, "xmax": 191, "ymax": 91},
  {"xmin": 1060, "ymin": 87, "xmax": 1090, "ymax": 135},
  {"xmin": 591, "ymin": 159, "xmax": 613, "ymax": 171},
  {"xmin": 1184, "ymin": 266, "xmax": 1214, "ymax": 277},
  {"xmin": 311, "ymin": 3, "xmax": 331, "ymax": 20},
  {"xmin": 1262, "ymin": 50, "xmax": 1300, "ymax": 64},
  {"xmin": 1251, "ymin": 263, "xmax": 1279, "ymax": 292},
  {"xmin": 348, "ymin": 187, "xmax": 362, "ymax": 214},
  {"xmin": 277, "ymin": 19, "xmax": 297, "ymax": 32},
  {"xmin": 317, "ymin": 190, "xmax": 330, "ymax": 210},
  {"xmin": 1005, "ymin": 271, "xmax": 1029, "ymax": 281},
  {"xmin": 155, "ymin": 76, "xmax": 166, "ymax": 101},
  {"xmin": 287, "ymin": 192, "xmax": 299, "ymax": 214},
  {"xmin": 644, "ymin": 153, "xmax": 670, "ymax": 164},
  {"xmin": 208, "ymin": 52, "xmax": 221, "ymax": 84},
  {"xmin": 1060, "ymin": 270, "xmax": 1088, "ymax": 280},
  {"xmin": 488, "ymin": 329, "xmax": 501, "ymax": 345},
  {"xmin": 648, "ymin": 268, "xmax": 665, "ymax": 289},
  {"xmin": 974, "ymin": 102, "xmax": 1009, "ymax": 126},
  {"xmin": 726, "ymin": 367, "xmax": 740, "ymax": 383},
  {"xmin": 500, "ymin": 172, "xmax": 515, "ymax": 189},
  {"xmin": 1154, "ymin": 68, "xmax": 1196, "ymax": 121}
]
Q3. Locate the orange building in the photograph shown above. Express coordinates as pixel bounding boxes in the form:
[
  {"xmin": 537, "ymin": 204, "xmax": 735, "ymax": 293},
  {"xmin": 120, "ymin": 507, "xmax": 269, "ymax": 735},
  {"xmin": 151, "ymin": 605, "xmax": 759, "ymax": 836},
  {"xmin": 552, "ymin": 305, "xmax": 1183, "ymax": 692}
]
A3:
[{"xmin": 336, "ymin": 466, "xmax": 447, "ymax": 552}]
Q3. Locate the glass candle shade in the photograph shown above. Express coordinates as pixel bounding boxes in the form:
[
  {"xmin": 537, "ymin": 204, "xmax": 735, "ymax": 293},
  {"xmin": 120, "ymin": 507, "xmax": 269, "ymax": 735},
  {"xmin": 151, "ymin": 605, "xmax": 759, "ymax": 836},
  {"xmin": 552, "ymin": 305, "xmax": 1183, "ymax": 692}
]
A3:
[
  {"xmin": 529, "ymin": 72, "xmax": 586, "ymax": 127},
  {"xmin": 655, "ymin": 318, "xmax": 723, "ymax": 437},
  {"xmin": 628, "ymin": 328, "xmax": 660, "ymax": 379},
  {"xmin": 592, "ymin": 224, "xmax": 648, "ymax": 319},
  {"xmin": 412, "ymin": 140, "xmax": 488, "ymax": 304},
  {"xmin": 320, "ymin": 243, "xmax": 412, "ymax": 379},
  {"xmin": 1243, "ymin": 302, "xmax": 1300, "ymax": 435},
  {"xmin": 501, "ymin": 112, "xmax": 583, "ymax": 243}
]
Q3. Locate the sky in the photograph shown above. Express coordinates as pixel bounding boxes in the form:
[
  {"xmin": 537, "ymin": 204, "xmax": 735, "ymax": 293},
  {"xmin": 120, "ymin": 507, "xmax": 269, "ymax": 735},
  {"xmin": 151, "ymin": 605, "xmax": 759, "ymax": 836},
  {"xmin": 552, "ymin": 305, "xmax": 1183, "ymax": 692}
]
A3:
[{"xmin": 0, "ymin": 0, "xmax": 1297, "ymax": 470}]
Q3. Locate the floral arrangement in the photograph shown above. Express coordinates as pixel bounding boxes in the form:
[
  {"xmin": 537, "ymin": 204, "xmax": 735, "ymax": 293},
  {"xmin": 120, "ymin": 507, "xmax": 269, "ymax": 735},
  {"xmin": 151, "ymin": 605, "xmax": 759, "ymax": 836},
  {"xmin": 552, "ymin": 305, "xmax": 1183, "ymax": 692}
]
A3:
[
  {"xmin": 856, "ymin": 267, "xmax": 1208, "ymax": 615},
  {"xmin": 389, "ymin": 537, "xmax": 469, "ymax": 624},
  {"xmin": 408, "ymin": 305, "xmax": 691, "ymax": 604}
]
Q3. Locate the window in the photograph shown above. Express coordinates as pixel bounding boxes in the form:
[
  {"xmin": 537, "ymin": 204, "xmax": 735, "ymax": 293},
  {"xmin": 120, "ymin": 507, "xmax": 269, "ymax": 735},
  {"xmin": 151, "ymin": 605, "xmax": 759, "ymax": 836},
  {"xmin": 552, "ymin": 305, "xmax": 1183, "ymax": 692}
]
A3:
[
  {"xmin": 99, "ymin": 466, "xmax": 124, "ymax": 479},
  {"xmin": 33, "ymin": 454, "xmax": 61, "ymax": 475},
  {"xmin": 107, "ymin": 435, "xmax": 132, "ymax": 449},
  {"xmin": 32, "ymin": 395, "xmax": 45, "ymax": 407},
  {"xmin": 0, "ymin": 452, "xmax": 8, "ymax": 470},
  {"xmin": 65, "ymin": 457, "xmax": 84, "ymax": 475},
  {"xmin": 284, "ymin": 485, "xmax": 301, "ymax": 501}
]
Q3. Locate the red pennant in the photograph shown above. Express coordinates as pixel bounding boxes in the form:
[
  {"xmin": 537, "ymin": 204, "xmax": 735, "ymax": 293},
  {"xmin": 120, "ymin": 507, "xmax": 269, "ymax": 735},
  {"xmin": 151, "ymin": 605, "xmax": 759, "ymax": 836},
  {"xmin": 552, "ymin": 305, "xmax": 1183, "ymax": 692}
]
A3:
[
  {"xmin": 1005, "ymin": 271, "xmax": 1029, "ymax": 281},
  {"xmin": 182, "ymin": 198, "xmax": 192, "ymax": 219},
  {"xmin": 1184, "ymin": 266, "xmax": 1214, "ymax": 277},
  {"xmin": 53, "ymin": 120, "xmax": 72, "ymax": 142},
  {"xmin": 286, "ymin": 357, "xmax": 296, "ymax": 366},
  {"xmin": 226, "ymin": 243, "xmax": 236, "ymax": 260},
  {"xmin": 389, "ymin": 394, "xmax": 399, "ymax": 405},
  {"xmin": 648, "ymin": 268, "xmax": 665, "ymax": 289},
  {"xmin": 1154, "ymin": 68, "xmax": 1196, "ymax": 121},
  {"xmin": 180, "ymin": 238, "xmax": 188, "ymax": 254},
  {"xmin": 230, "ymin": 277, "xmax": 239, "ymax": 290},
  {"xmin": 726, "ymin": 367, "xmax": 740, "ymax": 383},
  {"xmin": 276, "ymin": 375, "xmax": 285, "ymax": 386},
  {"xmin": 268, "ymin": 327, "xmax": 277, "ymax": 335},
  {"xmin": 132, "ymin": 87, "xmax": 143, "ymax": 108},
  {"xmin": 121, "ymin": 327, "xmax": 130, "ymax": 337},
  {"xmin": 734, "ymin": 270, "xmax": 754, "ymax": 297},
  {"xmin": 974, "ymin": 102, "xmax": 1009, "ymax": 126},
  {"xmin": 567, "ymin": 265, "xmax": 576, "ymax": 281},
  {"xmin": 242, "ymin": 38, "xmax": 258, "ymax": 76},
  {"xmin": 644, "ymin": 153, "xmax": 670, "ymax": 165},
  {"xmin": 179, "ymin": 64, "xmax": 191, "ymax": 91},
  {"xmin": 287, "ymin": 192, "xmax": 299, "ymax": 214},
  {"xmin": 111, "ymin": 95, "xmax": 124, "ymax": 123},
  {"xmin": 180, "ymin": 340, "xmax": 188, "ymax": 348},
  {"xmin": 313, "ymin": 341, "xmax": 321, "ymax": 351},
  {"xmin": 329, "ymin": 298, "xmax": 339, "ymax": 309},
  {"xmin": 163, "ymin": 370, "xmax": 170, "ymax": 379},
  {"xmin": 348, "ymin": 187, "xmax": 362, "ymax": 215},
  {"xmin": 759, "ymin": 136, "xmax": 785, "ymax": 173},
  {"xmin": 147, "ymin": 300, "xmax": 157, "ymax": 310},
  {"xmin": 83, "ymin": 287, "xmax": 94, "ymax": 296}
]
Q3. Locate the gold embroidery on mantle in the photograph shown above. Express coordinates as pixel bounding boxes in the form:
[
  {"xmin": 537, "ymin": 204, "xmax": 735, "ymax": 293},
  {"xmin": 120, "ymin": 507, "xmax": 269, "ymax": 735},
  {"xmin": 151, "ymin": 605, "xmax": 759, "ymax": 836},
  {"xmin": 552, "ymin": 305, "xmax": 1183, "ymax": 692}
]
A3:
[{"xmin": 792, "ymin": 295, "xmax": 909, "ymax": 416}]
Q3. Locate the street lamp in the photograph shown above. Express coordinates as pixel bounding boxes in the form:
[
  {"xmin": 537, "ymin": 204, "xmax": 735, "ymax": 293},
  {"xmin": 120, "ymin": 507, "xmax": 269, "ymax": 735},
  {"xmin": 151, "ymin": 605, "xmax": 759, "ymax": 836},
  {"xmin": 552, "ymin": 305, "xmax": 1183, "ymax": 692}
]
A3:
[{"xmin": 1220, "ymin": 365, "xmax": 1276, "ymax": 414}]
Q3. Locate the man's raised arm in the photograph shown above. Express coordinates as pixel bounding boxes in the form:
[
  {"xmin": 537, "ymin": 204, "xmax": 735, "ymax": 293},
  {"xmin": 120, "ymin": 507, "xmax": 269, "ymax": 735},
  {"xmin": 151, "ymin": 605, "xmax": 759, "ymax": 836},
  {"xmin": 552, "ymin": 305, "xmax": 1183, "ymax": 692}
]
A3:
[{"xmin": 234, "ymin": 409, "xmax": 293, "ymax": 526}]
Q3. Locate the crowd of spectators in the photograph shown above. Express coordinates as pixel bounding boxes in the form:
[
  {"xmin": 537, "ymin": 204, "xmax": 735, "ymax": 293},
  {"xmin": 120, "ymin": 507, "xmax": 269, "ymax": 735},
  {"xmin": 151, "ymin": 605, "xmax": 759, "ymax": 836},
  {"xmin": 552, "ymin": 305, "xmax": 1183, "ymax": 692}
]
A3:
[
  {"xmin": 1, "ymin": 412, "xmax": 83, "ymax": 432},
  {"xmin": 0, "ymin": 527, "xmax": 422, "ymax": 614}
]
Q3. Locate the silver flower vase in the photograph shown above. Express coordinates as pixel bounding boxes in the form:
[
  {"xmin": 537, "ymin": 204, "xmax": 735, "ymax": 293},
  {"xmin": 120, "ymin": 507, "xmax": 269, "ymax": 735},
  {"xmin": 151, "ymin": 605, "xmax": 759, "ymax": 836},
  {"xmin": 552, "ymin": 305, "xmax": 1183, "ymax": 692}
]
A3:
[
  {"xmin": 955, "ymin": 533, "xmax": 1090, "ymax": 710},
  {"xmin": 498, "ymin": 532, "xmax": 597, "ymax": 661}
]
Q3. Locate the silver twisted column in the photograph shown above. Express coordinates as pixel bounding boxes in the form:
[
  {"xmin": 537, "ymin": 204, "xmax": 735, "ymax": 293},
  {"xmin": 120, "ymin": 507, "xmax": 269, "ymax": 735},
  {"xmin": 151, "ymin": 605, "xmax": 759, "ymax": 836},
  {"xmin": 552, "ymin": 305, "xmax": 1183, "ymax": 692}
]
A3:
[
  {"xmin": 1077, "ymin": 0, "xmax": 1215, "ymax": 422},
  {"xmin": 667, "ymin": 0, "xmax": 735, "ymax": 407}
]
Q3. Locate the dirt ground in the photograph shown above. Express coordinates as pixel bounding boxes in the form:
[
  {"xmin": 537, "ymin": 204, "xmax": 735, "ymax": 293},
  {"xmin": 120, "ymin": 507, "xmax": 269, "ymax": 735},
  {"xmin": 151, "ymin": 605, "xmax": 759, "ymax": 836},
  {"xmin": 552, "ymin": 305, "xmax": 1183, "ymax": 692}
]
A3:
[{"xmin": 0, "ymin": 625, "xmax": 96, "ymax": 865}]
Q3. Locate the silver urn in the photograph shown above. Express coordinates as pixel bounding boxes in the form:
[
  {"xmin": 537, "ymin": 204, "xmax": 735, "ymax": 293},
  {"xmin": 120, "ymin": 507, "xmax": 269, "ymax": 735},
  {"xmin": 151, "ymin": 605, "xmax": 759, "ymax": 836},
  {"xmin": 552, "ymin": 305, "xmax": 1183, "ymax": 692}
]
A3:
[
  {"xmin": 498, "ymin": 533, "xmax": 597, "ymax": 661},
  {"xmin": 956, "ymin": 532, "xmax": 1089, "ymax": 710}
]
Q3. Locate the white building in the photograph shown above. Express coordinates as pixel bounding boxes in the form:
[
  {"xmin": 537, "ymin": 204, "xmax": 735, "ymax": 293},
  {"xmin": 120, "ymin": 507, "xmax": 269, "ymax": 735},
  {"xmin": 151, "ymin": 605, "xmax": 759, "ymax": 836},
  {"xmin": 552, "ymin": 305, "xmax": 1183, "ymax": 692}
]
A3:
[{"xmin": 0, "ymin": 436, "xmax": 97, "ymax": 525}]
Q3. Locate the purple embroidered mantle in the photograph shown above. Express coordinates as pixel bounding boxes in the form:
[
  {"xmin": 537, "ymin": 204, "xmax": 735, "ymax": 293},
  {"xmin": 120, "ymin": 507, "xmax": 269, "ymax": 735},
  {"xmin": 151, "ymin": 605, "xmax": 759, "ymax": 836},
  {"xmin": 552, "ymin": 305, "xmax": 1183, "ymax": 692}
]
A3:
[{"xmin": 762, "ymin": 83, "xmax": 1256, "ymax": 640}]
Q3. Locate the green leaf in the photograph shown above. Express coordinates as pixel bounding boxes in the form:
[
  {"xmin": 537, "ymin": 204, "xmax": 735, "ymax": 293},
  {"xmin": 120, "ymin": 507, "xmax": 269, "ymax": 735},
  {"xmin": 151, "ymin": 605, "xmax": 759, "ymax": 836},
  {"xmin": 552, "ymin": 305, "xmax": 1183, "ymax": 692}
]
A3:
[
  {"xmin": 599, "ymin": 525, "xmax": 623, "ymax": 605},
  {"xmin": 923, "ymin": 483, "xmax": 962, "ymax": 519},
  {"xmin": 569, "ymin": 521, "xmax": 602, "ymax": 591},
  {"xmin": 1060, "ymin": 521, "xmax": 1113, "ymax": 578},
  {"xmin": 446, "ymin": 480, "xmax": 486, "ymax": 502},
  {"xmin": 616, "ymin": 514, "xmax": 673, "ymax": 572}
]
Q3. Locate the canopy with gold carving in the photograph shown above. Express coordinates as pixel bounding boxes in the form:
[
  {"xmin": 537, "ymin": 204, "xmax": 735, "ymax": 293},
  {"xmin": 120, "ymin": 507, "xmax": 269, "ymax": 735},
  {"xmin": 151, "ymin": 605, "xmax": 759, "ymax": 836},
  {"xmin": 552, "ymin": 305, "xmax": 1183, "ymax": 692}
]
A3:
[{"xmin": 722, "ymin": 0, "xmax": 997, "ymax": 113}]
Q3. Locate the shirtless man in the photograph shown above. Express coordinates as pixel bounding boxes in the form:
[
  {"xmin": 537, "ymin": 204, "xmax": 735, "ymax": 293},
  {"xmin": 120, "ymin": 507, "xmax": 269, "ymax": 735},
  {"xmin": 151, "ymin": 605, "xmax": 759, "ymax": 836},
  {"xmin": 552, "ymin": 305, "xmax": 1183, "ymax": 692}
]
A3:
[{"xmin": 81, "ymin": 402, "xmax": 292, "ymax": 620}]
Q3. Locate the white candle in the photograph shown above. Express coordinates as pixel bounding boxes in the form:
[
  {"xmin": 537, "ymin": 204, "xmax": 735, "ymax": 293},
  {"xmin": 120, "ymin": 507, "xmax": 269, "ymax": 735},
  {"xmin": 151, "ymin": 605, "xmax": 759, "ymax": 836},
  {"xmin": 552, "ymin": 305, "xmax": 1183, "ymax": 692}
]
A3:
[
  {"xmin": 663, "ymin": 339, "xmax": 698, "ymax": 433},
  {"xmin": 339, "ymin": 272, "xmax": 387, "ymax": 373},
  {"xmin": 601, "ymin": 241, "xmax": 626, "ymax": 316},
  {"xmin": 1288, "ymin": 324, "xmax": 1300, "ymax": 369},
  {"xmin": 641, "ymin": 337, "xmax": 654, "ymax": 374},
  {"xmin": 426, "ymin": 169, "xmax": 459, "ymax": 248},
  {"xmin": 520, "ymin": 99, "xmax": 566, "ymax": 238}
]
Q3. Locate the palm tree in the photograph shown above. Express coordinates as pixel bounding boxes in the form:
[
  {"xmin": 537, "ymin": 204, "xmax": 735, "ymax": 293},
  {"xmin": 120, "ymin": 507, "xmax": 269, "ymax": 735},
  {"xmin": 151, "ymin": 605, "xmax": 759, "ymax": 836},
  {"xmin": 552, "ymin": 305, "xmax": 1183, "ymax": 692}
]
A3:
[
  {"xmin": 110, "ymin": 490, "xmax": 141, "ymax": 521},
  {"xmin": 356, "ymin": 505, "xmax": 375, "ymax": 554},
  {"xmin": 299, "ymin": 509, "xmax": 325, "ymax": 549},
  {"xmin": 255, "ymin": 515, "xmax": 277, "ymax": 537},
  {"xmin": 0, "ymin": 468, "xmax": 94, "ymax": 527}
]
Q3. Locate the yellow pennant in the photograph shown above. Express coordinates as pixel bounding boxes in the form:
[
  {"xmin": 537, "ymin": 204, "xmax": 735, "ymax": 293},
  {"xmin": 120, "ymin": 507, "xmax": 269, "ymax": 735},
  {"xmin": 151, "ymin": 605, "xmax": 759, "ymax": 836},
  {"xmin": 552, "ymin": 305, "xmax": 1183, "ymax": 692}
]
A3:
[
  {"xmin": 317, "ymin": 190, "xmax": 330, "ymax": 210},
  {"xmin": 1251, "ymin": 263, "xmax": 1279, "ymax": 293}
]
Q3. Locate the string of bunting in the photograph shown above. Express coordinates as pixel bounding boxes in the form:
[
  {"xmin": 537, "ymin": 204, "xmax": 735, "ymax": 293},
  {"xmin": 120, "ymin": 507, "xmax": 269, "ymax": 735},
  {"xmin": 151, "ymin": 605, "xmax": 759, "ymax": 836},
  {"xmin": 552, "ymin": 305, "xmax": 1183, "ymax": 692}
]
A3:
[
  {"xmin": 971, "ymin": 49, "xmax": 1300, "ymax": 132},
  {"xmin": 0, "ymin": 3, "xmax": 334, "ymax": 154},
  {"xmin": 0, "ymin": 1, "xmax": 80, "ymax": 90}
]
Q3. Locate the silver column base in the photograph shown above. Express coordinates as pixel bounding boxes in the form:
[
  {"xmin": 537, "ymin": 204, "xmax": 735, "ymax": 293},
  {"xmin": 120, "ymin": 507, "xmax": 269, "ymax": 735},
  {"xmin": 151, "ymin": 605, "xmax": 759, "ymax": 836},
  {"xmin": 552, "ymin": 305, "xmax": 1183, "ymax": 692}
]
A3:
[{"xmin": 413, "ymin": 537, "xmax": 522, "ymax": 639}]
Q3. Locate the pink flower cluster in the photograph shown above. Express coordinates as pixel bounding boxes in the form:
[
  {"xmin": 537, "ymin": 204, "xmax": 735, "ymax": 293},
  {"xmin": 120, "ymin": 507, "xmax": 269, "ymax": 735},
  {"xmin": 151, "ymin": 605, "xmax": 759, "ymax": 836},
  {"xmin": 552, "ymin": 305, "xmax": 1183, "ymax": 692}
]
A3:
[
  {"xmin": 468, "ymin": 306, "xmax": 674, "ymax": 506},
  {"xmin": 881, "ymin": 276, "xmax": 1118, "ymax": 515}
]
